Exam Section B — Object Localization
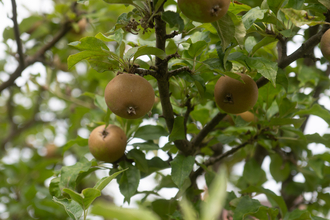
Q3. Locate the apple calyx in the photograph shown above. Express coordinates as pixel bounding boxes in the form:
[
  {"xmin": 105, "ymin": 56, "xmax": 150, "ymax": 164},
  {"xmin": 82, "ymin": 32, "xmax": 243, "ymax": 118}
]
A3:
[
  {"xmin": 127, "ymin": 106, "xmax": 137, "ymax": 115},
  {"xmin": 211, "ymin": 5, "xmax": 221, "ymax": 17},
  {"xmin": 101, "ymin": 129, "xmax": 109, "ymax": 139},
  {"xmin": 224, "ymin": 93, "xmax": 234, "ymax": 104}
]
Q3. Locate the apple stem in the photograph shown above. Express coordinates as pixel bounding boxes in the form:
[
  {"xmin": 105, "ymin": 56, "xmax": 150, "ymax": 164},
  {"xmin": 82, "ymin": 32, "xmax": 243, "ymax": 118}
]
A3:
[{"xmin": 127, "ymin": 106, "xmax": 137, "ymax": 115}]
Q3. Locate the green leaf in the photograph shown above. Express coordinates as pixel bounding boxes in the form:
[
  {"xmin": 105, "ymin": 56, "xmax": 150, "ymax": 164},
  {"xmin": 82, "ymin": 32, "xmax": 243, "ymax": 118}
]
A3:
[
  {"xmin": 127, "ymin": 149, "xmax": 148, "ymax": 172},
  {"xmin": 281, "ymin": 8, "xmax": 327, "ymax": 27},
  {"xmin": 134, "ymin": 125, "xmax": 169, "ymax": 140},
  {"xmin": 132, "ymin": 141, "xmax": 160, "ymax": 150},
  {"xmin": 296, "ymin": 104, "xmax": 330, "ymax": 126},
  {"xmin": 269, "ymin": 154, "xmax": 291, "ymax": 182},
  {"xmin": 306, "ymin": 133, "xmax": 330, "ymax": 148},
  {"xmin": 63, "ymin": 187, "xmax": 104, "ymax": 210},
  {"xmin": 242, "ymin": 159, "xmax": 267, "ymax": 186},
  {"xmin": 63, "ymin": 188, "xmax": 84, "ymax": 208},
  {"xmin": 118, "ymin": 161, "xmax": 140, "ymax": 203},
  {"xmin": 265, "ymin": 118, "xmax": 306, "ymax": 128},
  {"xmin": 61, "ymin": 136, "xmax": 88, "ymax": 153},
  {"xmin": 201, "ymin": 167, "xmax": 227, "ymax": 220},
  {"xmin": 212, "ymin": 13, "xmax": 236, "ymax": 50},
  {"xmin": 53, "ymin": 197, "xmax": 83, "ymax": 220},
  {"xmin": 251, "ymin": 36, "xmax": 277, "ymax": 56},
  {"xmin": 241, "ymin": 186, "xmax": 288, "ymax": 216},
  {"xmin": 188, "ymin": 41, "xmax": 208, "ymax": 58},
  {"xmin": 94, "ymin": 168, "xmax": 128, "ymax": 191},
  {"xmin": 95, "ymin": 29, "xmax": 124, "ymax": 44},
  {"xmin": 49, "ymin": 177, "xmax": 61, "ymax": 197},
  {"xmin": 151, "ymin": 199, "xmax": 179, "ymax": 220},
  {"xmin": 91, "ymin": 201, "xmax": 161, "ymax": 220},
  {"xmin": 267, "ymin": 0, "xmax": 285, "ymax": 14},
  {"xmin": 232, "ymin": 196, "xmax": 262, "ymax": 219},
  {"xmin": 59, "ymin": 157, "xmax": 93, "ymax": 190},
  {"xmin": 133, "ymin": 46, "xmax": 167, "ymax": 61},
  {"xmin": 246, "ymin": 57, "xmax": 277, "ymax": 87},
  {"xmin": 190, "ymin": 108, "xmax": 210, "ymax": 126},
  {"xmin": 94, "ymin": 94, "xmax": 108, "ymax": 112},
  {"xmin": 143, "ymin": 157, "xmax": 169, "ymax": 176},
  {"xmin": 283, "ymin": 209, "xmax": 312, "ymax": 220},
  {"xmin": 180, "ymin": 197, "xmax": 198, "ymax": 220},
  {"xmin": 155, "ymin": 175, "xmax": 177, "ymax": 190},
  {"xmin": 124, "ymin": 47, "xmax": 139, "ymax": 61},
  {"xmin": 68, "ymin": 51, "xmax": 105, "ymax": 70},
  {"xmin": 278, "ymin": 98, "xmax": 297, "ymax": 118},
  {"xmin": 170, "ymin": 154, "xmax": 195, "ymax": 188},
  {"xmin": 217, "ymin": 134, "xmax": 237, "ymax": 144},
  {"xmin": 67, "ymin": 37, "xmax": 121, "ymax": 72},
  {"xmin": 68, "ymin": 37, "xmax": 109, "ymax": 51},
  {"xmin": 169, "ymin": 116, "xmax": 186, "ymax": 142},
  {"xmin": 162, "ymin": 11, "xmax": 184, "ymax": 32},
  {"xmin": 242, "ymin": 7, "xmax": 267, "ymax": 30},
  {"xmin": 228, "ymin": 11, "xmax": 246, "ymax": 46},
  {"xmin": 81, "ymin": 188, "xmax": 101, "ymax": 209},
  {"xmin": 319, "ymin": 0, "xmax": 330, "ymax": 9},
  {"xmin": 309, "ymin": 158, "xmax": 324, "ymax": 179}
]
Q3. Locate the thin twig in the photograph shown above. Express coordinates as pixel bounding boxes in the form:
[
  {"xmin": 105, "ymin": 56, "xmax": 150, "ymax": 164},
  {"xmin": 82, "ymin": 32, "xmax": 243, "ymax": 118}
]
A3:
[
  {"xmin": 166, "ymin": 30, "xmax": 179, "ymax": 39},
  {"xmin": 0, "ymin": 11, "xmax": 76, "ymax": 93},
  {"xmin": 205, "ymin": 141, "xmax": 249, "ymax": 166},
  {"xmin": 134, "ymin": 68, "xmax": 157, "ymax": 78},
  {"xmin": 183, "ymin": 96, "xmax": 194, "ymax": 135},
  {"xmin": 256, "ymin": 24, "xmax": 329, "ymax": 88},
  {"xmin": 191, "ymin": 112, "xmax": 227, "ymax": 148},
  {"xmin": 168, "ymin": 66, "xmax": 193, "ymax": 77},
  {"xmin": 11, "ymin": 0, "xmax": 25, "ymax": 67}
]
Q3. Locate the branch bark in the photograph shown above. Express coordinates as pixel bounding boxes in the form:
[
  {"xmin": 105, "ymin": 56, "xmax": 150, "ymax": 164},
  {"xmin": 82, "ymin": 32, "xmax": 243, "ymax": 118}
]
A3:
[
  {"xmin": 0, "ymin": 14, "xmax": 74, "ymax": 93},
  {"xmin": 11, "ymin": 0, "xmax": 25, "ymax": 67},
  {"xmin": 191, "ymin": 112, "xmax": 226, "ymax": 148},
  {"xmin": 256, "ymin": 24, "xmax": 329, "ymax": 88}
]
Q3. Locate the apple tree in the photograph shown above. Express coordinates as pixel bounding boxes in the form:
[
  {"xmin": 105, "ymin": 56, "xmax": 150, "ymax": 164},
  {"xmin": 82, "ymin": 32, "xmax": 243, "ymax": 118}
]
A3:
[{"xmin": 1, "ymin": 0, "xmax": 330, "ymax": 219}]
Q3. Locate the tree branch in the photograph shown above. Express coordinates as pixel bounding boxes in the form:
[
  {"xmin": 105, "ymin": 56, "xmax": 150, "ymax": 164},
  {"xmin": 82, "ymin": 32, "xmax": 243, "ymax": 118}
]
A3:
[
  {"xmin": 191, "ymin": 112, "xmax": 227, "ymax": 148},
  {"xmin": 183, "ymin": 96, "xmax": 194, "ymax": 135},
  {"xmin": 0, "ymin": 13, "xmax": 75, "ymax": 93},
  {"xmin": 11, "ymin": 0, "xmax": 25, "ymax": 67},
  {"xmin": 205, "ymin": 141, "xmax": 249, "ymax": 166},
  {"xmin": 168, "ymin": 66, "xmax": 193, "ymax": 77},
  {"xmin": 256, "ymin": 24, "xmax": 329, "ymax": 88},
  {"xmin": 153, "ymin": 9, "xmax": 193, "ymax": 155},
  {"xmin": 166, "ymin": 30, "xmax": 179, "ymax": 39},
  {"xmin": 134, "ymin": 68, "xmax": 157, "ymax": 78},
  {"xmin": 190, "ymin": 141, "xmax": 250, "ymax": 186}
]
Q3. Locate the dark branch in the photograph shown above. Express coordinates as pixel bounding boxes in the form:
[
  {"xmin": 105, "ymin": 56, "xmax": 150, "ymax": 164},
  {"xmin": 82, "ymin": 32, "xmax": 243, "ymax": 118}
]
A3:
[
  {"xmin": 0, "ymin": 14, "xmax": 75, "ymax": 94},
  {"xmin": 206, "ymin": 141, "xmax": 249, "ymax": 166},
  {"xmin": 190, "ymin": 141, "xmax": 249, "ymax": 185},
  {"xmin": 134, "ymin": 68, "xmax": 157, "ymax": 78},
  {"xmin": 11, "ymin": 0, "xmax": 25, "ymax": 67},
  {"xmin": 168, "ymin": 66, "xmax": 193, "ymax": 77},
  {"xmin": 256, "ymin": 25, "xmax": 329, "ymax": 88},
  {"xmin": 166, "ymin": 30, "xmax": 179, "ymax": 39},
  {"xmin": 162, "ymin": 52, "xmax": 180, "ymax": 63},
  {"xmin": 183, "ymin": 96, "xmax": 194, "ymax": 135},
  {"xmin": 191, "ymin": 112, "xmax": 226, "ymax": 148}
]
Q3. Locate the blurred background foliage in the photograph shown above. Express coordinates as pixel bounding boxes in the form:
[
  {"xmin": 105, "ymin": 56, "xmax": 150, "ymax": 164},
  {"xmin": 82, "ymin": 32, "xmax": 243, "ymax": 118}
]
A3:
[{"xmin": 0, "ymin": 0, "xmax": 330, "ymax": 219}]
